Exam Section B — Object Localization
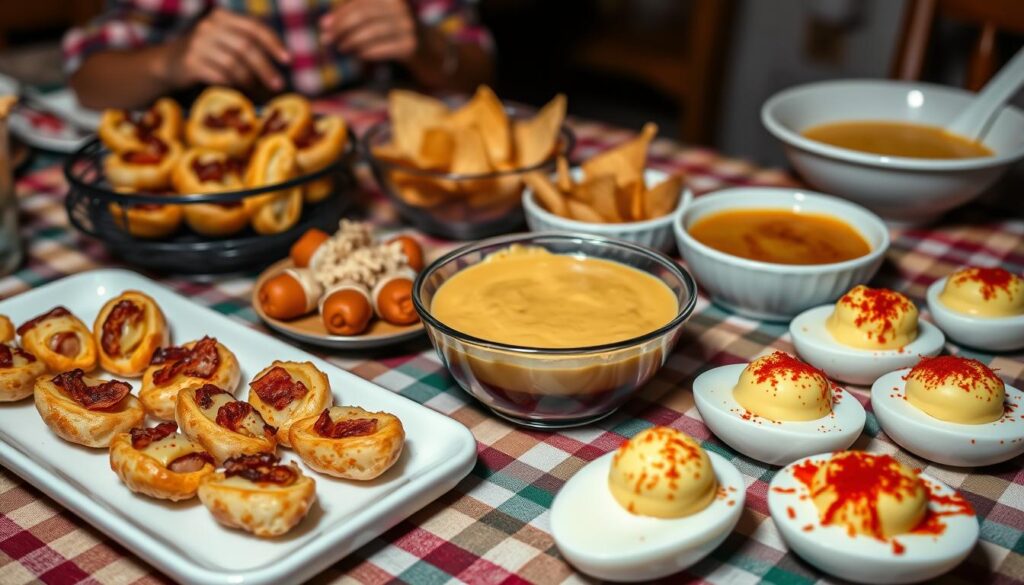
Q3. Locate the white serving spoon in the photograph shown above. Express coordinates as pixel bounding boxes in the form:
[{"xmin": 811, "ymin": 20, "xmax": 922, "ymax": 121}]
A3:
[{"xmin": 948, "ymin": 45, "xmax": 1024, "ymax": 141}]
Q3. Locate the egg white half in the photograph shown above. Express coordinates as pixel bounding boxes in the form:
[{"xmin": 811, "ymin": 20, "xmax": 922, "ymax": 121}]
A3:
[{"xmin": 692, "ymin": 363, "xmax": 866, "ymax": 466}]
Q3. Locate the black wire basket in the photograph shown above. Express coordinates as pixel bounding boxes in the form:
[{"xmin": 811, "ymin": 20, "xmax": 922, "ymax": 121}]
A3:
[{"xmin": 64, "ymin": 131, "xmax": 357, "ymax": 275}]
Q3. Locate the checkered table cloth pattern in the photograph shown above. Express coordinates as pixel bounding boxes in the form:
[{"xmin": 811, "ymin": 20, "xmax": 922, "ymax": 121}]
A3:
[{"xmin": 0, "ymin": 90, "xmax": 1022, "ymax": 585}]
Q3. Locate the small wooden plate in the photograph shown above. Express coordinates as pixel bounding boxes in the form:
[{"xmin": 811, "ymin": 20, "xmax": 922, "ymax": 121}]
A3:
[{"xmin": 253, "ymin": 258, "xmax": 424, "ymax": 350}]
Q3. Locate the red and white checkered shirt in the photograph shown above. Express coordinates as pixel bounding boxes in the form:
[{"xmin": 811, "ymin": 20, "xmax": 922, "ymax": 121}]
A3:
[{"xmin": 63, "ymin": 0, "xmax": 493, "ymax": 96}]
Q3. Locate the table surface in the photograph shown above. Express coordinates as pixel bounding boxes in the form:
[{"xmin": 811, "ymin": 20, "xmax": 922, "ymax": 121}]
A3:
[{"xmin": 1, "ymin": 90, "xmax": 1022, "ymax": 585}]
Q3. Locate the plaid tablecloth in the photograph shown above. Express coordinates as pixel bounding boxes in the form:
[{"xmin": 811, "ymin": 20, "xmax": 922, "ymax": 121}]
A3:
[{"xmin": 1, "ymin": 89, "xmax": 1022, "ymax": 585}]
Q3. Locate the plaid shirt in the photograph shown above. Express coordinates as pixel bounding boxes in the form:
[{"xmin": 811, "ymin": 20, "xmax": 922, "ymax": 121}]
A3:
[{"xmin": 63, "ymin": 0, "xmax": 492, "ymax": 96}]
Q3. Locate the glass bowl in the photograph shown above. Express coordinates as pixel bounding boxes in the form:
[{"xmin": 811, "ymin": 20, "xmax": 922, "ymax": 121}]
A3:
[
  {"xmin": 362, "ymin": 120, "xmax": 575, "ymax": 240},
  {"xmin": 413, "ymin": 232, "xmax": 698, "ymax": 428}
]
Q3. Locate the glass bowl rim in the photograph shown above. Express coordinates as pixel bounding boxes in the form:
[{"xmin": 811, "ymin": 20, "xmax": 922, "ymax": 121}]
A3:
[
  {"xmin": 412, "ymin": 231, "xmax": 698, "ymax": 355},
  {"xmin": 360, "ymin": 120, "xmax": 576, "ymax": 181}
]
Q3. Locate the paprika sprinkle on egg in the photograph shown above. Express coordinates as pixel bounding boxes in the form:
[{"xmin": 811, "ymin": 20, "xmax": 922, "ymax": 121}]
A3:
[
  {"xmin": 826, "ymin": 286, "xmax": 919, "ymax": 350},
  {"xmin": 752, "ymin": 351, "xmax": 829, "ymax": 389},
  {"xmin": 905, "ymin": 356, "xmax": 1002, "ymax": 394},
  {"xmin": 951, "ymin": 267, "xmax": 1016, "ymax": 301},
  {"xmin": 840, "ymin": 287, "xmax": 913, "ymax": 345}
]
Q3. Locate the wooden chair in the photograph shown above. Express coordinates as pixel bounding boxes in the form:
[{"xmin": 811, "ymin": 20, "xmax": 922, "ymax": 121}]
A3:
[
  {"xmin": 568, "ymin": 0, "xmax": 733, "ymax": 144},
  {"xmin": 0, "ymin": 0, "xmax": 103, "ymax": 48},
  {"xmin": 892, "ymin": 0, "xmax": 1024, "ymax": 91}
]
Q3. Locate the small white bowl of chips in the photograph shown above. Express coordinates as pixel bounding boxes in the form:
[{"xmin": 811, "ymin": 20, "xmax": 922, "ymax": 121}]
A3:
[{"xmin": 521, "ymin": 123, "xmax": 688, "ymax": 252}]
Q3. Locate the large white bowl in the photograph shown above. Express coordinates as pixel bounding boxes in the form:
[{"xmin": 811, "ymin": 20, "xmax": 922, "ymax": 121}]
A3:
[
  {"xmin": 762, "ymin": 79, "xmax": 1024, "ymax": 223},
  {"xmin": 673, "ymin": 187, "xmax": 889, "ymax": 321},
  {"xmin": 523, "ymin": 168, "xmax": 688, "ymax": 252}
]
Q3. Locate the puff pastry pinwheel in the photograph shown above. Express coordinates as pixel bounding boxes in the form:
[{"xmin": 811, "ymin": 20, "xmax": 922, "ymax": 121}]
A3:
[
  {"xmin": 99, "ymin": 97, "xmax": 183, "ymax": 153},
  {"xmin": 0, "ymin": 314, "xmax": 14, "ymax": 343},
  {"xmin": 109, "ymin": 422, "xmax": 215, "ymax": 501},
  {"xmin": 295, "ymin": 115, "xmax": 348, "ymax": 203},
  {"xmin": 109, "ymin": 188, "xmax": 184, "ymax": 240},
  {"xmin": 18, "ymin": 306, "xmax": 97, "ymax": 372},
  {"xmin": 257, "ymin": 93, "xmax": 313, "ymax": 142},
  {"xmin": 139, "ymin": 336, "xmax": 240, "ymax": 420},
  {"xmin": 290, "ymin": 406, "xmax": 404, "ymax": 480},
  {"xmin": 185, "ymin": 87, "xmax": 258, "ymax": 157},
  {"xmin": 171, "ymin": 148, "xmax": 250, "ymax": 237},
  {"xmin": 244, "ymin": 135, "xmax": 303, "ymax": 235},
  {"xmin": 34, "ymin": 369, "xmax": 145, "ymax": 447},
  {"xmin": 176, "ymin": 384, "xmax": 277, "ymax": 464},
  {"xmin": 93, "ymin": 290, "xmax": 170, "ymax": 377},
  {"xmin": 104, "ymin": 137, "xmax": 183, "ymax": 191},
  {"xmin": 198, "ymin": 453, "xmax": 316, "ymax": 537},
  {"xmin": 247, "ymin": 361, "xmax": 333, "ymax": 447},
  {"xmin": 0, "ymin": 343, "xmax": 45, "ymax": 401}
]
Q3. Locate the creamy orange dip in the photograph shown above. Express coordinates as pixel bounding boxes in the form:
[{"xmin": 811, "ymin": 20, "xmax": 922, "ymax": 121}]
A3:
[{"xmin": 430, "ymin": 246, "xmax": 678, "ymax": 348}]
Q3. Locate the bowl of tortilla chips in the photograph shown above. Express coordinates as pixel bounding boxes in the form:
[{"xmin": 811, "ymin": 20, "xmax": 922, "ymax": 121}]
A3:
[
  {"xmin": 521, "ymin": 123, "xmax": 689, "ymax": 252},
  {"xmin": 363, "ymin": 87, "xmax": 574, "ymax": 240}
]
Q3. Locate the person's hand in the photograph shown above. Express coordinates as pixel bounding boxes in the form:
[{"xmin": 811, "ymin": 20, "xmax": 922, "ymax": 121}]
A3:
[
  {"xmin": 319, "ymin": 0, "xmax": 419, "ymax": 62},
  {"xmin": 166, "ymin": 8, "xmax": 290, "ymax": 90}
]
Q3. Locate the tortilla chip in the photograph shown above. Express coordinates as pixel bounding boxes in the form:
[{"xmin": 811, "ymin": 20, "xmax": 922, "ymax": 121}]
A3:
[
  {"xmin": 388, "ymin": 90, "xmax": 449, "ymax": 164},
  {"xmin": 644, "ymin": 174, "xmax": 683, "ymax": 219},
  {"xmin": 581, "ymin": 122, "xmax": 657, "ymax": 188},
  {"xmin": 524, "ymin": 172, "xmax": 568, "ymax": 216},
  {"xmin": 556, "ymin": 156, "xmax": 573, "ymax": 192},
  {"xmin": 579, "ymin": 175, "xmax": 621, "ymax": 222},
  {"xmin": 451, "ymin": 127, "xmax": 492, "ymax": 176},
  {"xmin": 471, "ymin": 86, "xmax": 512, "ymax": 165},
  {"xmin": 513, "ymin": 94, "xmax": 567, "ymax": 167},
  {"xmin": 371, "ymin": 142, "xmax": 410, "ymax": 166},
  {"xmin": 419, "ymin": 127, "xmax": 455, "ymax": 170},
  {"xmin": 566, "ymin": 199, "xmax": 606, "ymax": 223},
  {"xmin": 396, "ymin": 183, "xmax": 448, "ymax": 208}
]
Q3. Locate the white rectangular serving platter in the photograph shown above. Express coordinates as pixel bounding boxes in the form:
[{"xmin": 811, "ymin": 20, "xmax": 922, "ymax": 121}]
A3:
[{"xmin": 0, "ymin": 269, "xmax": 477, "ymax": 585}]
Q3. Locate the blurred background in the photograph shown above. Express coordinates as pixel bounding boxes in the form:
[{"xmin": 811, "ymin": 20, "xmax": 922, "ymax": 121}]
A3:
[{"xmin": 1, "ymin": 0, "xmax": 1022, "ymax": 167}]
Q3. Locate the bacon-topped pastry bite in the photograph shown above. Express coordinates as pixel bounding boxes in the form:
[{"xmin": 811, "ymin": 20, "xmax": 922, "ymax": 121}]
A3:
[
  {"xmin": 139, "ymin": 336, "xmax": 240, "ymax": 420},
  {"xmin": 185, "ymin": 87, "xmax": 259, "ymax": 157},
  {"xmin": 290, "ymin": 406, "xmax": 404, "ymax": 480},
  {"xmin": 109, "ymin": 422, "xmax": 215, "ymax": 501},
  {"xmin": 295, "ymin": 114, "xmax": 348, "ymax": 203},
  {"xmin": 0, "ymin": 314, "xmax": 15, "ymax": 343},
  {"xmin": 18, "ymin": 306, "xmax": 97, "ymax": 372},
  {"xmin": 99, "ymin": 97, "xmax": 183, "ymax": 153},
  {"xmin": 34, "ymin": 369, "xmax": 144, "ymax": 447},
  {"xmin": 198, "ymin": 453, "xmax": 316, "ymax": 537},
  {"xmin": 176, "ymin": 384, "xmax": 277, "ymax": 464},
  {"xmin": 109, "ymin": 187, "xmax": 184, "ymax": 239},
  {"xmin": 0, "ymin": 343, "xmax": 46, "ymax": 401},
  {"xmin": 171, "ymin": 148, "xmax": 251, "ymax": 237},
  {"xmin": 244, "ymin": 135, "xmax": 302, "ymax": 235},
  {"xmin": 248, "ymin": 361, "xmax": 333, "ymax": 447},
  {"xmin": 94, "ymin": 291, "xmax": 169, "ymax": 377},
  {"xmin": 258, "ymin": 93, "xmax": 313, "ymax": 142},
  {"xmin": 104, "ymin": 138, "xmax": 183, "ymax": 191}
]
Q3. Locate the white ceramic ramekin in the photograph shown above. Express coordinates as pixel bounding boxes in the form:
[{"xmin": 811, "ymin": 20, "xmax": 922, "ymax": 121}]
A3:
[
  {"xmin": 673, "ymin": 187, "xmax": 890, "ymax": 321},
  {"xmin": 523, "ymin": 169, "xmax": 688, "ymax": 252}
]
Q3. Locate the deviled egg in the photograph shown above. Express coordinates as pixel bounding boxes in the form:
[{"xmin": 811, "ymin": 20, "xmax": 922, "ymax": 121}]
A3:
[
  {"xmin": 692, "ymin": 351, "xmax": 865, "ymax": 465},
  {"xmin": 769, "ymin": 451, "xmax": 979, "ymax": 584},
  {"xmin": 550, "ymin": 427, "xmax": 744, "ymax": 582},
  {"xmin": 926, "ymin": 267, "xmax": 1024, "ymax": 351},
  {"xmin": 871, "ymin": 355, "xmax": 1024, "ymax": 466},
  {"xmin": 791, "ymin": 285, "xmax": 944, "ymax": 385}
]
